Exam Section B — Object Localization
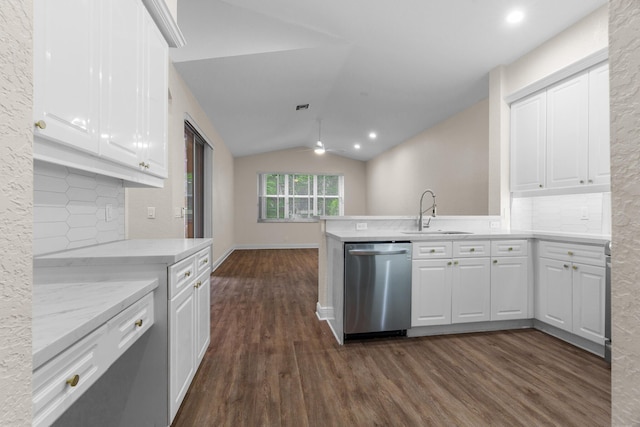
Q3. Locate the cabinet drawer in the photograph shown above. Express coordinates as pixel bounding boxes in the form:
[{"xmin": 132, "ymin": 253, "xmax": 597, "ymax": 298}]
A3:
[
  {"xmin": 107, "ymin": 292, "xmax": 155, "ymax": 357},
  {"xmin": 491, "ymin": 240, "xmax": 528, "ymax": 257},
  {"xmin": 412, "ymin": 241, "xmax": 452, "ymax": 259},
  {"xmin": 195, "ymin": 247, "xmax": 211, "ymax": 275},
  {"xmin": 33, "ymin": 325, "xmax": 107, "ymax": 427},
  {"xmin": 169, "ymin": 255, "xmax": 197, "ymax": 299},
  {"xmin": 538, "ymin": 240, "xmax": 605, "ymax": 266},
  {"xmin": 453, "ymin": 240, "xmax": 490, "ymax": 258}
]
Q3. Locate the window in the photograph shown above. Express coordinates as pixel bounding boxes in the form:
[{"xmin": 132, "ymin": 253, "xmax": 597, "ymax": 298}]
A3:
[
  {"xmin": 185, "ymin": 120, "xmax": 213, "ymax": 238},
  {"xmin": 258, "ymin": 173, "xmax": 344, "ymax": 221}
]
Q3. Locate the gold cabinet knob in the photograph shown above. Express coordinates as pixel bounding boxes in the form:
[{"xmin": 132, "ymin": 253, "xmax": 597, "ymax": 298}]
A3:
[
  {"xmin": 66, "ymin": 374, "xmax": 80, "ymax": 387},
  {"xmin": 508, "ymin": 247, "xmax": 513, "ymax": 251},
  {"xmin": 572, "ymin": 265, "xmax": 578, "ymax": 270},
  {"xmin": 493, "ymin": 259, "xmax": 498, "ymax": 264},
  {"xmin": 184, "ymin": 271, "xmax": 191, "ymax": 277},
  {"xmin": 35, "ymin": 120, "xmax": 47, "ymax": 129},
  {"xmin": 135, "ymin": 319, "xmax": 143, "ymax": 327},
  {"xmin": 588, "ymin": 179, "xmax": 593, "ymax": 184},
  {"xmin": 430, "ymin": 249, "xmax": 436, "ymax": 253},
  {"xmin": 470, "ymin": 248, "xmax": 475, "ymax": 252},
  {"xmin": 201, "ymin": 258, "xmax": 208, "ymax": 264},
  {"xmin": 454, "ymin": 261, "xmax": 459, "ymax": 265},
  {"xmin": 145, "ymin": 163, "xmax": 150, "ymax": 169},
  {"xmin": 539, "ymin": 184, "xmax": 543, "ymax": 188},
  {"xmin": 447, "ymin": 261, "xmax": 452, "ymax": 266},
  {"xmin": 580, "ymin": 180, "xmax": 585, "ymax": 184},
  {"xmin": 194, "ymin": 281, "xmax": 201, "ymax": 289},
  {"xmin": 563, "ymin": 264, "xmax": 569, "ymax": 269},
  {"xmin": 139, "ymin": 161, "xmax": 146, "ymax": 168},
  {"xmin": 568, "ymin": 251, "xmax": 574, "ymax": 256}
]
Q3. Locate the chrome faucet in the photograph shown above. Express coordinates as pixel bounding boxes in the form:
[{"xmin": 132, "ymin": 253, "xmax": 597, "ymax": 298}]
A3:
[{"xmin": 418, "ymin": 189, "xmax": 437, "ymax": 231}]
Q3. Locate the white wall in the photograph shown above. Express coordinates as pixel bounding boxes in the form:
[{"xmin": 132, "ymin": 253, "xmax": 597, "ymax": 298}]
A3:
[
  {"xmin": 0, "ymin": 1, "xmax": 32, "ymax": 425},
  {"xmin": 366, "ymin": 99, "xmax": 489, "ymax": 216},
  {"xmin": 234, "ymin": 148, "xmax": 367, "ymax": 248},
  {"xmin": 610, "ymin": 1, "xmax": 640, "ymax": 423},
  {"xmin": 127, "ymin": 62, "xmax": 236, "ymax": 266}
]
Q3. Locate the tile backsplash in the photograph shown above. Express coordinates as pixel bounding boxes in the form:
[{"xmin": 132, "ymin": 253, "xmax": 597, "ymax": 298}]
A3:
[
  {"xmin": 511, "ymin": 192, "xmax": 611, "ymax": 235},
  {"xmin": 34, "ymin": 161, "xmax": 125, "ymax": 255}
]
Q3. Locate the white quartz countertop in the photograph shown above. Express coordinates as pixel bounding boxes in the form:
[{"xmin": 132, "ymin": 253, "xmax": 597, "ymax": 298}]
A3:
[
  {"xmin": 33, "ymin": 238, "xmax": 213, "ymax": 267},
  {"xmin": 326, "ymin": 229, "xmax": 610, "ymax": 246},
  {"xmin": 33, "ymin": 279, "xmax": 158, "ymax": 370}
]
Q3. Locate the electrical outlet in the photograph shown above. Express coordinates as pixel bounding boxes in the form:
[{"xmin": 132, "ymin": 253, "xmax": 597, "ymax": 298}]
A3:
[
  {"xmin": 174, "ymin": 207, "xmax": 184, "ymax": 218},
  {"xmin": 105, "ymin": 204, "xmax": 113, "ymax": 222},
  {"xmin": 581, "ymin": 207, "xmax": 589, "ymax": 220},
  {"xmin": 147, "ymin": 207, "xmax": 156, "ymax": 219},
  {"xmin": 356, "ymin": 222, "xmax": 368, "ymax": 231}
]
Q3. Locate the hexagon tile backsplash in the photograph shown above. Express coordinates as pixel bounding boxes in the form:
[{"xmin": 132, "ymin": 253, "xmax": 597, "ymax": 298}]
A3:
[{"xmin": 34, "ymin": 161, "xmax": 125, "ymax": 255}]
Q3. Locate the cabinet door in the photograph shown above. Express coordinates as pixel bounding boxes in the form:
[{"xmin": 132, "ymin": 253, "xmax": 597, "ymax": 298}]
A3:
[
  {"xmin": 99, "ymin": 0, "xmax": 143, "ymax": 169},
  {"xmin": 537, "ymin": 257, "xmax": 573, "ymax": 331},
  {"xmin": 572, "ymin": 263, "xmax": 606, "ymax": 344},
  {"xmin": 588, "ymin": 62, "xmax": 611, "ymax": 186},
  {"xmin": 510, "ymin": 92, "xmax": 547, "ymax": 191},
  {"xmin": 411, "ymin": 259, "xmax": 452, "ymax": 326},
  {"xmin": 33, "ymin": 0, "xmax": 100, "ymax": 153},
  {"xmin": 169, "ymin": 286, "xmax": 196, "ymax": 422},
  {"xmin": 546, "ymin": 73, "xmax": 589, "ymax": 189},
  {"xmin": 195, "ymin": 272, "xmax": 211, "ymax": 365},
  {"xmin": 491, "ymin": 257, "xmax": 528, "ymax": 321},
  {"xmin": 141, "ymin": 10, "xmax": 169, "ymax": 178},
  {"xmin": 451, "ymin": 258, "xmax": 491, "ymax": 323}
]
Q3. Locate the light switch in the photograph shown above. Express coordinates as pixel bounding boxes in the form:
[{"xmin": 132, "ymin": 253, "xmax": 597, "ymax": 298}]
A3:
[
  {"xmin": 147, "ymin": 207, "xmax": 156, "ymax": 219},
  {"xmin": 105, "ymin": 204, "xmax": 114, "ymax": 222}
]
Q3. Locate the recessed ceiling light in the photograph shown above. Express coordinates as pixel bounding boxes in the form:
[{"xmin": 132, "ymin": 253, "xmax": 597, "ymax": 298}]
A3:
[
  {"xmin": 368, "ymin": 132, "xmax": 377, "ymax": 139},
  {"xmin": 506, "ymin": 10, "xmax": 524, "ymax": 24},
  {"xmin": 354, "ymin": 143, "xmax": 361, "ymax": 149}
]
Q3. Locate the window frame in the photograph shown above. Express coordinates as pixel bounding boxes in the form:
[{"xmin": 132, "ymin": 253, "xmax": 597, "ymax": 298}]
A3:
[{"xmin": 257, "ymin": 172, "xmax": 344, "ymax": 222}]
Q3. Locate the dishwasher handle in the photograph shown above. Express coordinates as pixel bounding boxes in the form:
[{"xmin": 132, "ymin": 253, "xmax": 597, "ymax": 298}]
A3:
[{"xmin": 348, "ymin": 249, "xmax": 409, "ymax": 256}]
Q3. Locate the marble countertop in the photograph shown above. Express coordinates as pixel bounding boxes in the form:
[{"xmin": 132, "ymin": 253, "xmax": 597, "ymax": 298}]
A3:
[
  {"xmin": 33, "ymin": 238, "xmax": 213, "ymax": 267},
  {"xmin": 326, "ymin": 229, "xmax": 610, "ymax": 246},
  {"xmin": 33, "ymin": 279, "xmax": 158, "ymax": 370}
]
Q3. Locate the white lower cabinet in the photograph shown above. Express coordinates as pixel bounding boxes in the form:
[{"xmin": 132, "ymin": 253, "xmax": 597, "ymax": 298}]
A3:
[
  {"xmin": 451, "ymin": 258, "xmax": 491, "ymax": 323},
  {"xmin": 168, "ymin": 248, "xmax": 211, "ymax": 422},
  {"xmin": 536, "ymin": 241, "xmax": 606, "ymax": 344},
  {"xmin": 491, "ymin": 257, "xmax": 528, "ymax": 321},
  {"xmin": 411, "ymin": 259, "xmax": 452, "ymax": 326}
]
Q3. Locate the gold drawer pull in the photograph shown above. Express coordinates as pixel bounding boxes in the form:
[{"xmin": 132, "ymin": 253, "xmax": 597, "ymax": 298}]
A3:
[
  {"xmin": 35, "ymin": 120, "xmax": 47, "ymax": 129},
  {"xmin": 201, "ymin": 258, "xmax": 209, "ymax": 264},
  {"xmin": 66, "ymin": 374, "xmax": 80, "ymax": 387},
  {"xmin": 508, "ymin": 247, "xmax": 513, "ymax": 251},
  {"xmin": 469, "ymin": 248, "xmax": 475, "ymax": 252},
  {"xmin": 568, "ymin": 251, "xmax": 574, "ymax": 256},
  {"xmin": 135, "ymin": 319, "xmax": 143, "ymax": 327},
  {"xmin": 572, "ymin": 265, "xmax": 578, "ymax": 270},
  {"xmin": 493, "ymin": 260, "xmax": 498, "ymax": 264},
  {"xmin": 430, "ymin": 249, "xmax": 436, "ymax": 253},
  {"xmin": 194, "ymin": 281, "xmax": 202, "ymax": 289},
  {"xmin": 184, "ymin": 271, "xmax": 191, "ymax": 278}
]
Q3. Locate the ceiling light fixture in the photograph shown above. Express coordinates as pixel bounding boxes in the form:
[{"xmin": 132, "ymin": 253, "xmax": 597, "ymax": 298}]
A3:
[
  {"xmin": 506, "ymin": 10, "xmax": 524, "ymax": 24},
  {"xmin": 368, "ymin": 132, "xmax": 377, "ymax": 139},
  {"xmin": 354, "ymin": 143, "xmax": 361, "ymax": 149},
  {"xmin": 314, "ymin": 119, "xmax": 326, "ymax": 155}
]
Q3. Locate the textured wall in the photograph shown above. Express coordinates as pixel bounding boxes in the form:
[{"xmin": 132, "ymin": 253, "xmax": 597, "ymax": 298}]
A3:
[
  {"xmin": 0, "ymin": 1, "xmax": 33, "ymax": 425},
  {"xmin": 610, "ymin": 1, "xmax": 640, "ymax": 424},
  {"xmin": 34, "ymin": 161, "xmax": 125, "ymax": 255}
]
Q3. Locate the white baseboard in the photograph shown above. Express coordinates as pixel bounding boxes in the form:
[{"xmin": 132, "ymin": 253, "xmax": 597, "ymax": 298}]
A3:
[
  {"xmin": 235, "ymin": 243, "xmax": 319, "ymax": 250},
  {"xmin": 315, "ymin": 302, "xmax": 333, "ymax": 320},
  {"xmin": 211, "ymin": 246, "xmax": 234, "ymax": 273}
]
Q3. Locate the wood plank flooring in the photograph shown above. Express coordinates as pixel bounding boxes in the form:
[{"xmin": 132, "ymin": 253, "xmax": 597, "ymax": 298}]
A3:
[{"xmin": 172, "ymin": 249, "xmax": 611, "ymax": 426}]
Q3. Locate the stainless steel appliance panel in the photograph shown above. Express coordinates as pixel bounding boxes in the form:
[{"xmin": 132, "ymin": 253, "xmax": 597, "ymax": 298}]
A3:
[{"xmin": 344, "ymin": 242, "xmax": 412, "ymax": 335}]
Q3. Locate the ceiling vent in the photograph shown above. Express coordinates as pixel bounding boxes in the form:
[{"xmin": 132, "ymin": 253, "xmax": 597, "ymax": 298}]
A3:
[{"xmin": 295, "ymin": 104, "xmax": 309, "ymax": 111}]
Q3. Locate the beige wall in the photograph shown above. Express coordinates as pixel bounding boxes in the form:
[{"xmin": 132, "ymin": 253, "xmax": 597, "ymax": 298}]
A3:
[
  {"xmin": 0, "ymin": 1, "xmax": 32, "ymax": 425},
  {"xmin": 127, "ymin": 63, "xmax": 235, "ymax": 265},
  {"xmin": 234, "ymin": 148, "xmax": 367, "ymax": 247},
  {"xmin": 610, "ymin": 1, "xmax": 640, "ymax": 423},
  {"xmin": 366, "ymin": 99, "xmax": 489, "ymax": 216},
  {"xmin": 488, "ymin": 5, "xmax": 609, "ymax": 221}
]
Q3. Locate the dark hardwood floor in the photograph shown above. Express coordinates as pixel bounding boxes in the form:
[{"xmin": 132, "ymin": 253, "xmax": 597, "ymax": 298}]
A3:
[{"xmin": 172, "ymin": 249, "xmax": 611, "ymax": 426}]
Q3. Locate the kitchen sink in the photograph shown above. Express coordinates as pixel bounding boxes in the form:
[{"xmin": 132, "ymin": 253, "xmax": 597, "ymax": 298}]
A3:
[{"xmin": 401, "ymin": 230, "xmax": 474, "ymax": 235}]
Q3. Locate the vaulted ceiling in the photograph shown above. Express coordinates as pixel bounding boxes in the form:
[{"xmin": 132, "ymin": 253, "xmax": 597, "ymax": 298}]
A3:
[{"xmin": 172, "ymin": 0, "xmax": 607, "ymax": 160}]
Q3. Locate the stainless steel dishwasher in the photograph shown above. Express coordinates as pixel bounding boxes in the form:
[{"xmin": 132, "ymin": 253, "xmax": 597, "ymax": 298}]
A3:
[{"xmin": 344, "ymin": 242, "xmax": 412, "ymax": 339}]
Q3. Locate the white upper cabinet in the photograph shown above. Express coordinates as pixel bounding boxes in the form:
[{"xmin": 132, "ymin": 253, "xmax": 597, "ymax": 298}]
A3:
[
  {"xmin": 99, "ymin": 0, "xmax": 143, "ymax": 170},
  {"xmin": 33, "ymin": 0, "xmax": 100, "ymax": 154},
  {"xmin": 510, "ymin": 61, "xmax": 610, "ymax": 194},
  {"xmin": 510, "ymin": 92, "xmax": 547, "ymax": 191},
  {"xmin": 546, "ymin": 73, "xmax": 589, "ymax": 189},
  {"xmin": 588, "ymin": 62, "xmax": 611, "ymax": 186},
  {"xmin": 33, "ymin": 0, "xmax": 168, "ymax": 187}
]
